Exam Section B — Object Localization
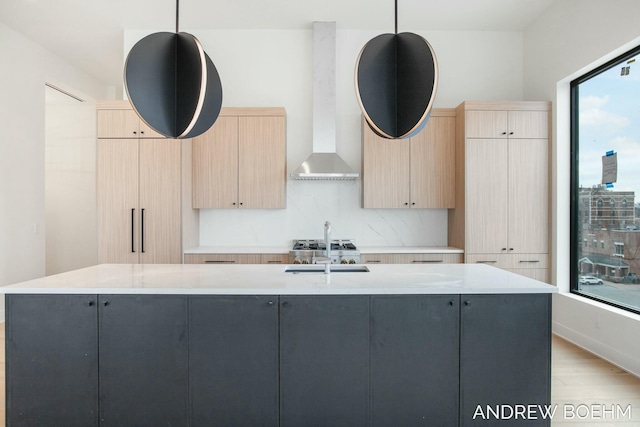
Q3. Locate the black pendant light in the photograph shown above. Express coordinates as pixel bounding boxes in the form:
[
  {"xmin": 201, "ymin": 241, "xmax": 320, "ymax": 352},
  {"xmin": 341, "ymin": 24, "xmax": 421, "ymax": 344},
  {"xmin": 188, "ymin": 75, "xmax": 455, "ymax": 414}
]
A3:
[
  {"xmin": 355, "ymin": 0, "xmax": 438, "ymax": 139},
  {"xmin": 124, "ymin": 0, "xmax": 223, "ymax": 139}
]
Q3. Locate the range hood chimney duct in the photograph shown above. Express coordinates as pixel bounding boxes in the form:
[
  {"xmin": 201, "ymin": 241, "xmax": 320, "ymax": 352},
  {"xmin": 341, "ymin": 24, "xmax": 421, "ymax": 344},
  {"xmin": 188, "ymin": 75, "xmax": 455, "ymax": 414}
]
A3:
[{"xmin": 290, "ymin": 22, "xmax": 359, "ymax": 180}]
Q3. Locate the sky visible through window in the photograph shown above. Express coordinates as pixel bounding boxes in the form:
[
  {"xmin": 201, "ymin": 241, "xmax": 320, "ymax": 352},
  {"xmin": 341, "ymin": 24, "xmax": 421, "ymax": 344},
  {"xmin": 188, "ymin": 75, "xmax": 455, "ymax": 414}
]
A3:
[{"xmin": 579, "ymin": 53, "xmax": 640, "ymax": 194}]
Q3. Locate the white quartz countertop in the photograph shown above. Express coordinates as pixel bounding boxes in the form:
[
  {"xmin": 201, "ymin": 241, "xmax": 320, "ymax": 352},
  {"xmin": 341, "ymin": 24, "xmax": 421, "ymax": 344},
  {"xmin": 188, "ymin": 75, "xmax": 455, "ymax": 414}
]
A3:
[
  {"xmin": 184, "ymin": 246, "xmax": 464, "ymax": 254},
  {"xmin": 1, "ymin": 264, "xmax": 557, "ymax": 295}
]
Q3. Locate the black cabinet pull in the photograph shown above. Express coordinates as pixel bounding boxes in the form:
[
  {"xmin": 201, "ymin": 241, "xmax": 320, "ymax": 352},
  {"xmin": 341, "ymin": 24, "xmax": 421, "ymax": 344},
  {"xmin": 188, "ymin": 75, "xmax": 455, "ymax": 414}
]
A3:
[
  {"xmin": 509, "ymin": 131, "xmax": 514, "ymax": 135},
  {"xmin": 519, "ymin": 260, "xmax": 540, "ymax": 263},
  {"xmin": 476, "ymin": 260, "xmax": 497, "ymax": 264},
  {"xmin": 464, "ymin": 300, "xmax": 471, "ymax": 306},
  {"xmin": 501, "ymin": 131, "xmax": 507, "ymax": 135},
  {"xmin": 88, "ymin": 301, "xmax": 95, "ymax": 307},
  {"xmin": 411, "ymin": 202, "xmax": 416, "ymax": 205},
  {"xmin": 412, "ymin": 260, "xmax": 443, "ymax": 263},
  {"xmin": 102, "ymin": 301, "xmax": 109, "ymax": 307},
  {"xmin": 232, "ymin": 202, "xmax": 237, "ymax": 206},
  {"xmin": 449, "ymin": 300, "xmax": 454, "ymax": 306},
  {"xmin": 204, "ymin": 260, "xmax": 235, "ymax": 264},
  {"xmin": 141, "ymin": 208, "xmax": 145, "ymax": 253},
  {"xmin": 267, "ymin": 260, "xmax": 282, "ymax": 264},
  {"xmin": 368, "ymin": 260, "xmax": 382, "ymax": 263},
  {"xmin": 509, "ymin": 248, "xmax": 514, "ymax": 251},
  {"xmin": 501, "ymin": 248, "xmax": 507, "ymax": 251},
  {"xmin": 131, "ymin": 209, "xmax": 136, "ymax": 253},
  {"xmin": 404, "ymin": 202, "xmax": 409, "ymax": 206},
  {"xmin": 239, "ymin": 202, "xmax": 244, "ymax": 206}
]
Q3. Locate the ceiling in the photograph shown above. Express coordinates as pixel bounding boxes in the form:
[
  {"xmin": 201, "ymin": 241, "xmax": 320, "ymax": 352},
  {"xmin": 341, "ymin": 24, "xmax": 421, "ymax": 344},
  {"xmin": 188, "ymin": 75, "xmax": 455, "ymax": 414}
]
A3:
[{"xmin": 0, "ymin": 0, "xmax": 559, "ymax": 89}]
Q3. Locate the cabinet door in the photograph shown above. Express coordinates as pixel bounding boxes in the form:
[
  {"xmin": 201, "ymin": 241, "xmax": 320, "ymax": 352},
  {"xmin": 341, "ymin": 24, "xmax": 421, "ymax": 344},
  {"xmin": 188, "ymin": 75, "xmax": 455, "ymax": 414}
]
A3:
[
  {"xmin": 192, "ymin": 116, "xmax": 239, "ymax": 208},
  {"xmin": 238, "ymin": 116, "xmax": 286, "ymax": 208},
  {"xmin": 460, "ymin": 294, "xmax": 551, "ymax": 427},
  {"xmin": 280, "ymin": 296, "xmax": 370, "ymax": 426},
  {"xmin": 465, "ymin": 110, "xmax": 508, "ymax": 138},
  {"xmin": 410, "ymin": 115, "xmax": 455, "ymax": 208},
  {"xmin": 508, "ymin": 138, "xmax": 549, "ymax": 253},
  {"xmin": 362, "ymin": 122, "xmax": 411, "ymax": 208},
  {"xmin": 508, "ymin": 110, "xmax": 549, "ymax": 139},
  {"xmin": 371, "ymin": 295, "xmax": 459, "ymax": 426},
  {"xmin": 98, "ymin": 295, "xmax": 189, "ymax": 427},
  {"xmin": 139, "ymin": 138, "xmax": 182, "ymax": 263},
  {"xmin": 97, "ymin": 109, "xmax": 140, "ymax": 138},
  {"xmin": 465, "ymin": 139, "xmax": 508, "ymax": 253},
  {"xmin": 189, "ymin": 296, "xmax": 279, "ymax": 427},
  {"xmin": 97, "ymin": 139, "xmax": 139, "ymax": 263},
  {"xmin": 6, "ymin": 294, "xmax": 99, "ymax": 427}
]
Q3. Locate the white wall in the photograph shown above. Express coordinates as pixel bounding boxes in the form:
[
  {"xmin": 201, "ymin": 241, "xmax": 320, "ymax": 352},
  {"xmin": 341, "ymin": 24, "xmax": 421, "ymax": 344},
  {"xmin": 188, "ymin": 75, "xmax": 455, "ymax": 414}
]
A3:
[
  {"xmin": 45, "ymin": 87, "xmax": 97, "ymax": 275},
  {"xmin": 524, "ymin": 0, "xmax": 640, "ymax": 376},
  {"xmin": 0, "ymin": 23, "xmax": 108, "ymax": 319},
  {"xmin": 125, "ymin": 28, "xmax": 524, "ymax": 246}
]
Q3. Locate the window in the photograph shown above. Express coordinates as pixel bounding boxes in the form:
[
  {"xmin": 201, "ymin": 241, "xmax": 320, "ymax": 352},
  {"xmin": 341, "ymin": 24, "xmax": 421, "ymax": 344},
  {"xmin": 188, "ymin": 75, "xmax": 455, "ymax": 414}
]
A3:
[{"xmin": 571, "ymin": 44, "xmax": 640, "ymax": 314}]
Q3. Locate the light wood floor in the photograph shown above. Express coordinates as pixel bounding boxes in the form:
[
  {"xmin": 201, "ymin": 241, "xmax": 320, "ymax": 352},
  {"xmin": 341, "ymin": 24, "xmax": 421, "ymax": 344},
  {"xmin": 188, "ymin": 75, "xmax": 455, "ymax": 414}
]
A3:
[{"xmin": 0, "ymin": 324, "xmax": 638, "ymax": 426}]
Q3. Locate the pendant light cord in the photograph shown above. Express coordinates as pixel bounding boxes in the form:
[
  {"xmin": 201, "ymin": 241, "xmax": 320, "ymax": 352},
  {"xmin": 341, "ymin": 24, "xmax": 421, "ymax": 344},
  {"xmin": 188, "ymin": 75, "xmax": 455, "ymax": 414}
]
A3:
[
  {"xmin": 176, "ymin": 0, "xmax": 180, "ymax": 33},
  {"xmin": 394, "ymin": 0, "xmax": 398, "ymax": 34}
]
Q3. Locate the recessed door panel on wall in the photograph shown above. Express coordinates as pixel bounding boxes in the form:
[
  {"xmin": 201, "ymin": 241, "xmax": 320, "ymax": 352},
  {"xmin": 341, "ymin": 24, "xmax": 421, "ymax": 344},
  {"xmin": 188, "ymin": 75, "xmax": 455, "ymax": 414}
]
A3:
[
  {"xmin": 97, "ymin": 139, "xmax": 139, "ymax": 263},
  {"xmin": 139, "ymin": 138, "xmax": 182, "ymax": 263}
]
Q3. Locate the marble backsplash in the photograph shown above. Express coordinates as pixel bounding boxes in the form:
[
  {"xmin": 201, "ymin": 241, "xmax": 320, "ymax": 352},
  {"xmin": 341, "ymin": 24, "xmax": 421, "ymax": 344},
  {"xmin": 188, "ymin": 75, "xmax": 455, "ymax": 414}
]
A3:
[{"xmin": 198, "ymin": 180, "xmax": 448, "ymax": 247}]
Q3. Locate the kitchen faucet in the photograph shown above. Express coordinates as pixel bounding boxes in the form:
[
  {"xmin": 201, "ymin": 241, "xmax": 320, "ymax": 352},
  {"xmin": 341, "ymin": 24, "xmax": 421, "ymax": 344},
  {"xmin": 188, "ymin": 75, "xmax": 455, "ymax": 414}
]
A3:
[{"xmin": 313, "ymin": 221, "xmax": 332, "ymax": 274}]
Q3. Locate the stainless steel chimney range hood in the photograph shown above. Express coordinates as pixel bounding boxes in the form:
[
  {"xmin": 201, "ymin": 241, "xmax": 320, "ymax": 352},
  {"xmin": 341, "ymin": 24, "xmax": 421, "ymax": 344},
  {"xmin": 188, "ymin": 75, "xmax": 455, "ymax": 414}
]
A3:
[{"xmin": 290, "ymin": 22, "xmax": 359, "ymax": 180}]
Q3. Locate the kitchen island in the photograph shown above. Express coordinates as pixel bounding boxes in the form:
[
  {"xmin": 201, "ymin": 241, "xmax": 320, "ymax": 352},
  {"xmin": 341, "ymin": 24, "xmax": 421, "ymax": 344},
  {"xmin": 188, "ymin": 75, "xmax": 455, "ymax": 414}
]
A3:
[{"xmin": 3, "ymin": 263, "xmax": 557, "ymax": 427}]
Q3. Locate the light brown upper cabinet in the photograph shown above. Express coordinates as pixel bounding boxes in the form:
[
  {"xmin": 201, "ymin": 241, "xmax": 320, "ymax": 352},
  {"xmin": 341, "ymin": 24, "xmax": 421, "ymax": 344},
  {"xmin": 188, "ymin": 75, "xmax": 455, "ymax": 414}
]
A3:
[
  {"xmin": 96, "ymin": 101, "xmax": 194, "ymax": 264},
  {"xmin": 361, "ymin": 109, "xmax": 455, "ymax": 208},
  {"xmin": 449, "ymin": 101, "xmax": 551, "ymax": 281},
  {"xmin": 192, "ymin": 108, "xmax": 286, "ymax": 209},
  {"xmin": 97, "ymin": 108, "xmax": 165, "ymax": 139}
]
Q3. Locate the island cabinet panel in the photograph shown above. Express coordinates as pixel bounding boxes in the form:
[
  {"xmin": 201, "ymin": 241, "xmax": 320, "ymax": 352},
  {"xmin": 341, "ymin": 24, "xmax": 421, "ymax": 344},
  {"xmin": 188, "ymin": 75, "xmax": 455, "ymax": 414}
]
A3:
[
  {"xmin": 459, "ymin": 294, "xmax": 551, "ymax": 427},
  {"xmin": 279, "ymin": 296, "xmax": 370, "ymax": 427},
  {"xmin": 98, "ymin": 295, "xmax": 189, "ymax": 427},
  {"xmin": 189, "ymin": 296, "xmax": 279, "ymax": 427},
  {"xmin": 6, "ymin": 294, "xmax": 99, "ymax": 427},
  {"xmin": 370, "ymin": 295, "xmax": 460, "ymax": 427}
]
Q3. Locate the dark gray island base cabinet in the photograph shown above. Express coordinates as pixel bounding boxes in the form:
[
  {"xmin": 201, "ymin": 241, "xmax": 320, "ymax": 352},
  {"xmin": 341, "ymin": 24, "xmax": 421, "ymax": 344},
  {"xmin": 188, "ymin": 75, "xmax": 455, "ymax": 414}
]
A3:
[{"xmin": 5, "ymin": 293, "xmax": 551, "ymax": 427}]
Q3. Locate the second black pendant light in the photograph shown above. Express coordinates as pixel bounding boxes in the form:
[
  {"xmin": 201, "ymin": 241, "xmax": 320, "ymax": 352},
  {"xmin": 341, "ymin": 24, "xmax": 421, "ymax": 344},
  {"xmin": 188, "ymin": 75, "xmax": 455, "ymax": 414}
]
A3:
[
  {"xmin": 124, "ymin": 0, "xmax": 223, "ymax": 139},
  {"xmin": 355, "ymin": 0, "xmax": 438, "ymax": 139}
]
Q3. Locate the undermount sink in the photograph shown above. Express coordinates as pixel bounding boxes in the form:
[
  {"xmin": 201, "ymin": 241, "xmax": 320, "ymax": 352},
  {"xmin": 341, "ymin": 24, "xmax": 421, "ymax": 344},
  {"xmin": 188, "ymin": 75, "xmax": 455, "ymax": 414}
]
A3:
[{"xmin": 283, "ymin": 265, "xmax": 370, "ymax": 273}]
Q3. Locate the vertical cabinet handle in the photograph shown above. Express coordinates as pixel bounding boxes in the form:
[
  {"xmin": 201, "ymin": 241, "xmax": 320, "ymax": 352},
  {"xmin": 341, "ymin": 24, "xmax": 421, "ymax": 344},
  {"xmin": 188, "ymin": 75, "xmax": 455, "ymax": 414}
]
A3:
[
  {"xmin": 141, "ymin": 208, "xmax": 145, "ymax": 253},
  {"xmin": 131, "ymin": 209, "xmax": 136, "ymax": 253}
]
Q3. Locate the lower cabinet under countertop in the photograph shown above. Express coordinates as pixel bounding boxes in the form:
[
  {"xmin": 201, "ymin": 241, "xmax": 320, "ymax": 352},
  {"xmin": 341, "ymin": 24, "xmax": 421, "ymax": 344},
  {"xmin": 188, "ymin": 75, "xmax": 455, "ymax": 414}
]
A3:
[{"xmin": 6, "ymin": 293, "xmax": 551, "ymax": 427}]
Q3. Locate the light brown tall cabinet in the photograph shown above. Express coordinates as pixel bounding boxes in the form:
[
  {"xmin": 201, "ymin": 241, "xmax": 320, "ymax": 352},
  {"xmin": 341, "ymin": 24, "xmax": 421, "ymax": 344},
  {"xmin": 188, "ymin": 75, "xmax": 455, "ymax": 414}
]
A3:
[
  {"xmin": 449, "ymin": 101, "xmax": 551, "ymax": 282},
  {"xmin": 96, "ymin": 101, "xmax": 198, "ymax": 264},
  {"xmin": 362, "ymin": 109, "xmax": 455, "ymax": 208}
]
